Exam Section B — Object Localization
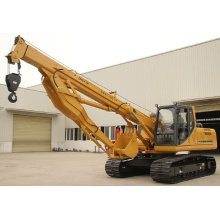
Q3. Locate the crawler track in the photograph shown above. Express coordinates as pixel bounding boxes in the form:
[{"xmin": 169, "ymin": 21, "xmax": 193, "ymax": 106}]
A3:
[
  {"xmin": 105, "ymin": 154, "xmax": 216, "ymax": 184},
  {"xmin": 105, "ymin": 159, "xmax": 130, "ymax": 177},
  {"xmin": 105, "ymin": 158, "xmax": 150, "ymax": 178},
  {"xmin": 150, "ymin": 154, "xmax": 216, "ymax": 184}
]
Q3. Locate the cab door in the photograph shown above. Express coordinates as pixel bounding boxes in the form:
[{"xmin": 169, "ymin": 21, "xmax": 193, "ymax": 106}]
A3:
[
  {"xmin": 177, "ymin": 107, "xmax": 195, "ymax": 145},
  {"xmin": 155, "ymin": 106, "xmax": 176, "ymax": 146}
]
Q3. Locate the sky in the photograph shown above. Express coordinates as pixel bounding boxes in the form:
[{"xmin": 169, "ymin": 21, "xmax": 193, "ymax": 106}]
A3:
[{"xmin": 1, "ymin": 0, "xmax": 220, "ymax": 88}]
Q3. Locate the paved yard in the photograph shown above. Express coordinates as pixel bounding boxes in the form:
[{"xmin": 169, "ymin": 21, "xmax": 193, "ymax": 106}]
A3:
[{"xmin": 0, "ymin": 152, "xmax": 219, "ymax": 186}]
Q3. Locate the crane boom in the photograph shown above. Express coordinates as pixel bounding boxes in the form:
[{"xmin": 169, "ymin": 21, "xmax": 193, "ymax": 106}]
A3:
[{"xmin": 6, "ymin": 35, "xmax": 155, "ymax": 159}]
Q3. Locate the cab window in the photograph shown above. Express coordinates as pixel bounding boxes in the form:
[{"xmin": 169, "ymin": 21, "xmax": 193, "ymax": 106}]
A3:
[
  {"xmin": 156, "ymin": 108, "xmax": 175, "ymax": 145},
  {"xmin": 177, "ymin": 108, "xmax": 188, "ymax": 144}
]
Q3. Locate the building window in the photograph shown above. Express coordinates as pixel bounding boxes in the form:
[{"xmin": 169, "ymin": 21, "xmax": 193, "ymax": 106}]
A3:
[
  {"xmin": 83, "ymin": 132, "xmax": 87, "ymax": 140},
  {"xmin": 70, "ymin": 128, "xmax": 74, "ymax": 140},
  {"xmin": 104, "ymin": 126, "xmax": 109, "ymax": 138},
  {"xmin": 65, "ymin": 128, "xmax": 69, "ymax": 140},
  {"xmin": 65, "ymin": 128, "xmax": 89, "ymax": 141},
  {"xmin": 100, "ymin": 126, "xmax": 109, "ymax": 138},
  {"xmin": 74, "ymin": 128, "xmax": 78, "ymax": 140},
  {"xmin": 78, "ymin": 129, "xmax": 82, "ymax": 140},
  {"xmin": 111, "ymin": 126, "xmax": 116, "ymax": 140},
  {"xmin": 65, "ymin": 128, "xmax": 73, "ymax": 140},
  {"xmin": 86, "ymin": 135, "xmax": 90, "ymax": 141},
  {"xmin": 65, "ymin": 124, "xmax": 141, "ymax": 141}
]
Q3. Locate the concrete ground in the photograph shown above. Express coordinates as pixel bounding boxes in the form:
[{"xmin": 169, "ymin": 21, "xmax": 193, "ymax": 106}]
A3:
[{"xmin": 0, "ymin": 152, "xmax": 219, "ymax": 186}]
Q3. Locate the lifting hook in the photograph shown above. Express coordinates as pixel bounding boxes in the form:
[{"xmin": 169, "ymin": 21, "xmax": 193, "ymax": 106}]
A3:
[{"xmin": 5, "ymin": 63, "xmax": 21, "ymax": 103}]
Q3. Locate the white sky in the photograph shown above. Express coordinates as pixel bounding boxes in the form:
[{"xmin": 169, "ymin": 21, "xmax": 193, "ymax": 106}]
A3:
[{"xmin": 1, "ymin": 0, "xmax": 220, "ymax": 88}]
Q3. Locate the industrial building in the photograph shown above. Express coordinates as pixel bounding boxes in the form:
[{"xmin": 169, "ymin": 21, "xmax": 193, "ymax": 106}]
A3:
[{"xmin": 1, "ymin": 38, "xmax": 220, "ymax": 153}]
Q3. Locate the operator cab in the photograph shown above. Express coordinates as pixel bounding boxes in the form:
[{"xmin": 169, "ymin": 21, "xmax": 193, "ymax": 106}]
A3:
[{"xmin": 155, "ymin": 104, "xmax": 195, "ymax": 146}]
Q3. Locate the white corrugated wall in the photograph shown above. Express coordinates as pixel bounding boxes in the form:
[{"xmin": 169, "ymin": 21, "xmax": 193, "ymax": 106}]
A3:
[{"xmin": 77, "ymin": 38, "xmax": 220, "ymax": 126}]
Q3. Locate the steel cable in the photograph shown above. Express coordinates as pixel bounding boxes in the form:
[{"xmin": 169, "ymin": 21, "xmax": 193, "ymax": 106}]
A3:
[{"xmin": 25, "ymin": 39, "xmax": 153, "ymax": 114}]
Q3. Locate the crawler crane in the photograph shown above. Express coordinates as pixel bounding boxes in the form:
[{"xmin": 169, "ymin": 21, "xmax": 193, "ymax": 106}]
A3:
[{"xmin": 5, "ymin": 35, "xmax": 217, "ymax": 183}]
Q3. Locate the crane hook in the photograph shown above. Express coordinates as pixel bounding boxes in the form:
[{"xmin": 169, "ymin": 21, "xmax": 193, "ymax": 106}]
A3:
[
  {"xmin": 5, "ymin": 63, "xmax": 21, "ymax": 103},
  {"xmin": 8, "ymin": 92, "xmax": 18, "ymax": 103}
]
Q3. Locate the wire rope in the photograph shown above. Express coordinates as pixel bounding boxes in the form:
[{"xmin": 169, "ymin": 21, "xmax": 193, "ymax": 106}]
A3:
[{"xmin": 25, "ymin": 39, "xmax": 153, "ymax": 114}]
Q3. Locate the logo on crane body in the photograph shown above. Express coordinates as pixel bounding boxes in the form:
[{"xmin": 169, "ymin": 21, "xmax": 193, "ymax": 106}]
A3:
[
  {"xmin": 78, "ymin": 76, "xmax": 89, "ymax": 85},
  {"xmin": 101, "ymin": 90, "xmax": 115, "ymax": 100}
]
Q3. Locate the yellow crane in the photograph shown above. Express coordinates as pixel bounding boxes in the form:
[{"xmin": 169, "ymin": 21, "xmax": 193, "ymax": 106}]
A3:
[{"xmin": 5, "ymin": 35, "xmax": 217, "ymax": 183}]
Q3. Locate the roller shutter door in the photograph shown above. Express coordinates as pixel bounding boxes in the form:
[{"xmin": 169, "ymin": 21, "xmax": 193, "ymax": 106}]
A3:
[
  {"xmin": 13, "ymin": 115, "xmax": 51, "ymax": 152},
  {"xmin": 196, "ymin": 111, "xmax": 220, "ymax": 153}
]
